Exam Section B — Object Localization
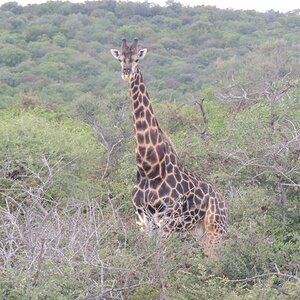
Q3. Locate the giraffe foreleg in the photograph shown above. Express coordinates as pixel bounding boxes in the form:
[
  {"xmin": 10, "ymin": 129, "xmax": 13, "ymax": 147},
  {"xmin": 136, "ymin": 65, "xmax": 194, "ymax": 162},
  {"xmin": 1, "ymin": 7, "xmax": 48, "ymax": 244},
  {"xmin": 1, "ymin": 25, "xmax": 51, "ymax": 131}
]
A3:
[{"xmin": 192, "ymin": 209, "xmax": 226, "ymax": 257}]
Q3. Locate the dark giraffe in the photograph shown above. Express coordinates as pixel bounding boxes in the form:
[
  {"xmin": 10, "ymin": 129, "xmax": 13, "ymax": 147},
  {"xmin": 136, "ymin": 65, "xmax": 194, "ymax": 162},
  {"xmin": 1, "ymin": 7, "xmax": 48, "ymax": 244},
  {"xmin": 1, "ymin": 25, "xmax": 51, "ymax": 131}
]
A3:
[{"xmin": 110, "ymin": 38, "xmax": 227, "ymax": 256}]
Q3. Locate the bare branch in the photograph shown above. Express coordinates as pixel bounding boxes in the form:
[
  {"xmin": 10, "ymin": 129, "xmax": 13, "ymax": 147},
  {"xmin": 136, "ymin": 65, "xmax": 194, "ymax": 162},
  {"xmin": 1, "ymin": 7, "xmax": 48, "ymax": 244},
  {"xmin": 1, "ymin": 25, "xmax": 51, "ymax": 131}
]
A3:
[{"xmin": 192, "ymin": 97, "xmax": 209, "ymax": 144}]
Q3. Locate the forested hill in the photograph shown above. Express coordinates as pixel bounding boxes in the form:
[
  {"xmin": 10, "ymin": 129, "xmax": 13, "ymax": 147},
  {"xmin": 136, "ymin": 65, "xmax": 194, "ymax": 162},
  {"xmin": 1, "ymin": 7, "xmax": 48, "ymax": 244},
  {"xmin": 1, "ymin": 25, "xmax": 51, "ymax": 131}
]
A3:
[
  {"xmin": 0, "ymin": 1, "xmax": 299, "ymax": 106},
  {"xmin": 1, "ymin": 1, "xmax": 300, "ymax": 299}
]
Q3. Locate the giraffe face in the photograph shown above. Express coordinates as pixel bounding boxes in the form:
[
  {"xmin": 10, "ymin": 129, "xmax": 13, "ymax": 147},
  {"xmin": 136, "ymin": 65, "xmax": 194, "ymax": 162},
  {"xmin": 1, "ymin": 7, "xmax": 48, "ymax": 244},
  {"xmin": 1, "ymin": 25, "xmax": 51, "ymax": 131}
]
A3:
[{"xmin": 110, "ymin": 38, "xmax": 147, "ymax": 82}]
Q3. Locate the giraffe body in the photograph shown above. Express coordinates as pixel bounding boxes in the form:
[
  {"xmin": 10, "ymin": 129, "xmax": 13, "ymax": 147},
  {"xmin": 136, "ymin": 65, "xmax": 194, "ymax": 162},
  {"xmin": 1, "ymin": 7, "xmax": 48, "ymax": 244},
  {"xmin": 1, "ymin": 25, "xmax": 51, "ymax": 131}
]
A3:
[{"xmin": 111, "ymin": 39, "xmax": 227, "ymax": 256}]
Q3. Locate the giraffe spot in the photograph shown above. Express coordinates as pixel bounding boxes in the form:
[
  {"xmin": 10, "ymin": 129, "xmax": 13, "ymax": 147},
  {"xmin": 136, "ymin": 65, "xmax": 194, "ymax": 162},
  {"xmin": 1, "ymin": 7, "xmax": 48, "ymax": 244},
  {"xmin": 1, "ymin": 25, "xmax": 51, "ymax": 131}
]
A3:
[
  {"xmin": 145, "ymin": 131, "xmax": 150, "ymax": 144},
  {"xmin": 195, "ymin": 188, "xmax": 204, "ymax": 199},
  {"xmin": 219, "ymin": 202, "xmax": 225, "ymax": 209},
  {"xmin": 140, "ymin": 179, "xmax": 147, "ymax": 189},
  {"xmin": 133, "ymin": 189, "xmax": 144, "ymax": 207},
  {"xmin": 142, "ymin": 161, "xmax": 151, "ymax": 172},
  {"xmin": 134, "ymin": 106, "xmax": 144, "ymax": 119},
  {"xmin": 195, "ymin": 196, "xmax": 204, "ymax": 207},
  {"xmin": 138, "ymin": 146, "xmax": 146, "ymax": 157},
  {"xmin": 136, "ymin": 120, "xmax": 147, "ymax": 131},
  {"xmin": 132, "ymin": 92, "xmax": 139, "ymax": 100},
  {"xmin": 188, "ymin": 181, "xmax": 195, "ymax": 191},
  {"xmin": 182, "ymin": 202, "xmax": 188, "ymax": 213},
  {"xmin": 136, "ymin": 153, "xmax": 142, "ymax": 164},
  {"xmin": 138, "ymin": 94, "xmax": 142, "ymax": 102},
  {"xmin": 167, "ymin": 163, "xmax": 174, "ymax": 174},
  {"xmin": 161, "ymin": 164, "xmax": 166, "ymax": 178},
  {"xmin": 182, "ymin": 180, "xmax": 189, "ymax": 192},
  {"xmin": 159, "ymin": 181, "xmax": 170, "ymax": 197},
  {"xmin": 150, "ymin": 129, "xmax": 158, "ymax": 145},
  {"xmin": 146, "ymin": 205, "xmax": 156, "ymax": 215},
  {"xmin": 130, "ymin": 82, "xmax": 134, "ymax": 89},
  {"xmin": 133, "ymin": 100, "xmax": 139, "ymax": 109},
  {"xmin": 170, "ymin": 154, "xmax": 176, "ymax": 164},
  {"xmin": 154, "ymin": 201, "xmax": 166, "ymax": 212},
  {"xmin": 148, "ymin": 164, "xmax": 160, "ymax": 178},
  {"xmin": 139, "ymin": 84, "xmax": 145, "ymax": 93},
  {"xmin": 132, "ymin": 86, "xmax": 138, "ymax": 94},
  {"xmin": 184, "ymin": 215, "xmax": 192, "ymax": 222},
  {"xmin": 174, "ymin": 168, "xmax": 182, "ymax": 182},
  {"xmin": 156, "ymin": 143, "xmax": 165, "ymax": 161},
  {"xmin": 151, "ymin": 117, "xmax": 157, "ymax": 127},
  {"xmin": 146, "ymin": 146, "xmax": 157, "ymax": 163},
  {"xmin": 145, "ymin": 189, "xmax": 157, "ymax": 202},
  {"xmin": 176, "ymin": 183, "xmax": 183, "ymax": 194},
  {"xmin": 182, "ymin": 173, "xmax": 188, "ymax": 181},
  {"xmin": 135, "ymin": 76, "xmax": 140, "ymax": 85},
  {"xmin": 143, "ymin": 96, "xmax": 149, "ymax": 107},
  {"xmin": 150, "ymin": 177, "xmax": 162, "ymax": 189},
  {"xmin": 145, "ymin": 109, "xmax": 152, "ymax": 124},
  {"xmin": 137, "ymin": 133, "xmax": 144, "ymax": 144},
  {"xmin": 171, "ymin": 189, "xmax": 179, "ymax": 199},
  {"xmin": 166, "ymin": 175, "xmax": 176, "ymax": 188},
  {"xmin": 136, "ymin": 171, "xmax": 141, "ymax": 183},
  {"xmin": 200, "ymin": 182, "xmax": 208, "ymax": 194}
]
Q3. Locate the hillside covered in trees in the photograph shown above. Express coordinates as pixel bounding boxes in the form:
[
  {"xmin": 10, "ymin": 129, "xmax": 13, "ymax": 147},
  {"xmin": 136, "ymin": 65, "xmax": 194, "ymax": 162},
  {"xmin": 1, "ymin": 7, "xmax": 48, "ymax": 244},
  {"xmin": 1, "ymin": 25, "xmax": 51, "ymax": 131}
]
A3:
[{"xmin": 0, "ymin": 1, "xmax": 300, "ymax": 299}]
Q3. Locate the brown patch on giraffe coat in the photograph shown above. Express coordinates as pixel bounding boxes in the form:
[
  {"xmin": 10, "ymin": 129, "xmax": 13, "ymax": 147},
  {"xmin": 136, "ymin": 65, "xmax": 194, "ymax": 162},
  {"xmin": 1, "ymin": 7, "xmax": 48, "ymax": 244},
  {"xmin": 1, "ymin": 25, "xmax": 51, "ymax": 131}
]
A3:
[
  {"xmin": 132, "ymin": 86, "xmax": 138, "ymax": 94},
  {"xmin": 137, "ymin": 133, "xmax": 144, "ymax": 144},
  {"xmin": 200, "ymin": 182, "xmax": 208, "ymax": 194},
  {"xmin": 144, "ymin": 131, "xmax": 150, "ymax": 144},
  {"xmin": 166, "ymin": 174, "xmax": 176, "ymax": 188},
  {"xmin": 170, "ymin": 154, "xmax": 176, "ymax": 164},
  {"xmin": 142, "ymin": 161, "xmax": 151, "ymax": 173},
  {"xmin": 139, "ymin": 84, "xmax": 145, "ymax": 93},
  {"xmin": 150, "ymin": 177, "xmax": 162, "ymax": 189},
  {"xmin": 136, "ymin": 120, "xmax": 147, "ymax": 131},
  {"xmin": 143, "ymin": 96, "xmax": 149, "ymax": 107},
  {"xmin": 148, "ymin": 163, "xmax": 160, "ymax": 178},
  {"xmin": 159, "ymin": 181, "xmax": 171, "ymax": 197},
  {"xmin": 133, "ymin": 100, "xmax": 139, "ymax": 109},
  {"xmin": 145, "ymin": 110, "xmax": 152, "ymax": 124},
  {"xmin": 182, "ymin": 180, "xmax": 189, "ymax": 192},
  {"xmin": 134, "ymin": 106, "xmax": 143, "ymax": 119},
  {"xmin": 146, "ymin": 146, "xmax": 158, "ymax": 163},
  {"xmin": 167, "ymin": 163, "xmax": 173, "ymax": 174},
  {"xmin": 138, "ymin": 146, "xmax": 146, "ymax": 157},
  {"xmin": 151, "ymin": 117, "xmax": 157, "ymax": 127},
  {"xmin": 133, "ymin": 189, "xmax": 144, "ymax": 207},
  {"xmin": 132, "ymin": 92, "xmax": 139, "ymax": 100},
  {"xmin": 156, "ymin": 143, "xmax": 165, "ymax": 161},
  {"xmin": 150, "ymin": 129, "xmax": 158, "ymax": 145}
]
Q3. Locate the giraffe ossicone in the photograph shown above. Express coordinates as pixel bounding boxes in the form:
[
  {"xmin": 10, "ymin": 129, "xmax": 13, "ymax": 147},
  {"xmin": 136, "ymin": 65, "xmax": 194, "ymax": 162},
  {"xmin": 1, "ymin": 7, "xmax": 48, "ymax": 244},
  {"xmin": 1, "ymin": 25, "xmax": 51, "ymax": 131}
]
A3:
[{"xmin": 110, "ymin": 38, "xmax": 227, "ymax": 256}]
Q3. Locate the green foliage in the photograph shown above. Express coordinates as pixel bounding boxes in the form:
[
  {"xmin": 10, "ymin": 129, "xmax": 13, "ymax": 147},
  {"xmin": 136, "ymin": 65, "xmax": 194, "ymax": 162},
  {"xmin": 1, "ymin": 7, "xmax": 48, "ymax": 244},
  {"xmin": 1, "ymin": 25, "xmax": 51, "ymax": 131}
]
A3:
[
  {"xmin": 0, "ymin": 45, "xmax": 29, "ymax": 66},
  {"xmin": 0, "ymin": 107, "xmax": 105, "ymax": 201},
  {"xmin": 0, "ymin": 1, "xmax": 299, "ymax": 299}
]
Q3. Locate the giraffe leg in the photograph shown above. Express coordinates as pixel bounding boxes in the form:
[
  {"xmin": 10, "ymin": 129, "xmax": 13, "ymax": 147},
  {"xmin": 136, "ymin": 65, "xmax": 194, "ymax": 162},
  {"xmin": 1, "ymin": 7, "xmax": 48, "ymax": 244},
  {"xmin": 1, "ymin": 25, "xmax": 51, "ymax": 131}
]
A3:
[
  {"xmin": 191, "ymin": 221, "xmax": 209, "ymax": 253},
  {"xmin": 192, "ymin": 212, "xmax": 226, "ymax": 257},
  {"xmin": 202, "ymin": 209, "xmax": 226, "ymax": 257}
]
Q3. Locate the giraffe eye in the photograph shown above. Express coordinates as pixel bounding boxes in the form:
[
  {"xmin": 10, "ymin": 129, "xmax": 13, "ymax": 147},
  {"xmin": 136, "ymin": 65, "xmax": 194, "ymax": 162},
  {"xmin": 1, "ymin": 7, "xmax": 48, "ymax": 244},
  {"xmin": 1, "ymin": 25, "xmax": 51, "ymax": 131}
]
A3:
[{"xmin": 135, "ymin": 59, "xmax": 139, "ymax": 63}]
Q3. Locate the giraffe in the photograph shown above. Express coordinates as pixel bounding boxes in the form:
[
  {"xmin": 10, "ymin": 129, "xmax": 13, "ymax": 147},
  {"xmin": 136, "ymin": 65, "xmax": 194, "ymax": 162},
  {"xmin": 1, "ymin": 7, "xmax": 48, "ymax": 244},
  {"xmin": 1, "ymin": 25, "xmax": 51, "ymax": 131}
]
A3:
[{"xmin": 110, "ymin": 38, "xmax": 227, "ymax": 256}]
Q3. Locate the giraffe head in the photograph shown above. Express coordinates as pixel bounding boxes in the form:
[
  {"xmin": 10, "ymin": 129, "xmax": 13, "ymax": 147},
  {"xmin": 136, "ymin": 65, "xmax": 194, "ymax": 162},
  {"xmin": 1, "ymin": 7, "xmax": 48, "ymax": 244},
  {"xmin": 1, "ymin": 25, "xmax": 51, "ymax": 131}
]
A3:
[{"xmin": 110, "ymin": 38, "xmax": 147, "ymax": 82}]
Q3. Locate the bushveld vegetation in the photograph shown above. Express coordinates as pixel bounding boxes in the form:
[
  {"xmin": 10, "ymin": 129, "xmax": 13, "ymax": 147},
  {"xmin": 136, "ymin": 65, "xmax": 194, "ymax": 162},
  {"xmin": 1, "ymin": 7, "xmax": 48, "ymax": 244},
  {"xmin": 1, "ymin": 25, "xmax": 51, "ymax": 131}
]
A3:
[{"xmin": 0, "ymin": 1, "xmax": 299, "ymax": 299}]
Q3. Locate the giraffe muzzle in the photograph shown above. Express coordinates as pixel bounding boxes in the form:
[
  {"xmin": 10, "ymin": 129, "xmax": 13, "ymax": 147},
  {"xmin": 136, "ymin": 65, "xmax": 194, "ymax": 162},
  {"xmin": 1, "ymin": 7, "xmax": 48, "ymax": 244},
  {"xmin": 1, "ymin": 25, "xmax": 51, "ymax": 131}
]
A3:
[{"xmin": 122, "ymin": 68, "xmax": 131, "ymax": 81}]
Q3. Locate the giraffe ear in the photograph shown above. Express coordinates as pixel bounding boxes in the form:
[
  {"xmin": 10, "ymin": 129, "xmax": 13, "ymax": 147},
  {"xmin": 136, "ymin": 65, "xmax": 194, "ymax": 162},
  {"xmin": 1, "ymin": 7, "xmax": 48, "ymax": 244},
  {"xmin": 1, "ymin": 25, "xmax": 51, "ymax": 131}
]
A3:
[
  {"xmin": 138, "ymin": 48, "xmax": 147, "ymax": 60},
  {"xmin": 110, "ymin": 49, "xmax": 120, "ymax": 60}
]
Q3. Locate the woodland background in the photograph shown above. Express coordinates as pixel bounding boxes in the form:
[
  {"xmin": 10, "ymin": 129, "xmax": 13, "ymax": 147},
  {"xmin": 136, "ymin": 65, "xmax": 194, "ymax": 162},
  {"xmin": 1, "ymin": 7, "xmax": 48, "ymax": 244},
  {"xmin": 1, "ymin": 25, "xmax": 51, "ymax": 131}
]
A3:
[{"xmin": 0, "ymin": 1, "xmax": 300, "ymax": 299}]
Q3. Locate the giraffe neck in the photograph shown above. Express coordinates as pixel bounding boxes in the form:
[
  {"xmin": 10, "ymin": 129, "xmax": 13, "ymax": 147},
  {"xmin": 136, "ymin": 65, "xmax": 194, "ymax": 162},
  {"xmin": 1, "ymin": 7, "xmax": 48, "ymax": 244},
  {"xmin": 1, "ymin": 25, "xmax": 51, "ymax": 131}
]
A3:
[{"xmin": 129, "ymin": 68, "xmax": 177, "ymax": 179}]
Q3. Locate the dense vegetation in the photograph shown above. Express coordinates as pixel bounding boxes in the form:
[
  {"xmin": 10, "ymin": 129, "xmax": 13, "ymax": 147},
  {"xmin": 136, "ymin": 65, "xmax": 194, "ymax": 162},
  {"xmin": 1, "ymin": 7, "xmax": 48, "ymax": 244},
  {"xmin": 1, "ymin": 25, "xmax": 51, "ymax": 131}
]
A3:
[{"xmin": 0, "ymin": 1, "xmax": 299, "ymax": 299}]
